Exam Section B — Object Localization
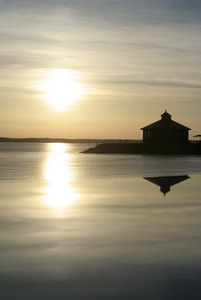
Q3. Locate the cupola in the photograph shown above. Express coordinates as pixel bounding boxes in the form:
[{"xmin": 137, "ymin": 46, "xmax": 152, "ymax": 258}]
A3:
[{"xmin": 161, "ymin": 110, "xmax": 171, "ymax": 120}]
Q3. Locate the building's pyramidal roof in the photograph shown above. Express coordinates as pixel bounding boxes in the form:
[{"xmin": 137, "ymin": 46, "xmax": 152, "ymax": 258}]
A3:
[{"xmin": 141, "ymin": 111, "xmax": 191, "ymax": 131}]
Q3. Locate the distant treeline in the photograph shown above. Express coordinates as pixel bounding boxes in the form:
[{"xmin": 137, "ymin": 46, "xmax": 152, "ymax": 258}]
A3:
[{"xmin": 0, "ymin": 137, "xmax": 142, "ymax": 144}]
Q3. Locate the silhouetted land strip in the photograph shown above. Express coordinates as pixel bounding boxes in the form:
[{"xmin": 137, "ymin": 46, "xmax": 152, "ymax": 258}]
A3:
[
  {"xmin": 0, "ymin": 137, "xmax": 139, "ymax": 144},
  {"xmin": 82, "ymin": 142, "xmax": 201, "ymax": 155}
]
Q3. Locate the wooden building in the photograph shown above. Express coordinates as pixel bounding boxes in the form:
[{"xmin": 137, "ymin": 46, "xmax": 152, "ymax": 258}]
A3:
[{"xmin": 141, "ymin": 111, "xmax": 191, "ymax": 145}]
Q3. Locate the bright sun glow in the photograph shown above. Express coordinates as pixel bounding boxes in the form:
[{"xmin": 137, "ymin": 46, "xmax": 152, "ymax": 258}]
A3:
[
  {"xmin": 43, "ymin": 143, "xmax": 81, "ymax": 215},
  {"xmin": 38, "ymin": 69, "xmax": 86, "ymax": 111}
]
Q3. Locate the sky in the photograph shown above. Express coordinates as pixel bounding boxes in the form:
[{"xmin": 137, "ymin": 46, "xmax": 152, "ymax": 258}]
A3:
[{"xmin": 0, "ymin": 0, "xmax": 201, "ymax": 139}]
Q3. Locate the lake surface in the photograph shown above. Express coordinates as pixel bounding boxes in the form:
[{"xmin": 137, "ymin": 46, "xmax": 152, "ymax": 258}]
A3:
[{"xmin": 0, "ymin": 142, "xmax": 201, "ymax": 300}]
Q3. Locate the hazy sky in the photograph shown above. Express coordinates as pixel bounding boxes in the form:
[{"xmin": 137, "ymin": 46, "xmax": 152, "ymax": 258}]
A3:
[{"xmin": 1, "ymin": 0, "xmax": 201, "ymax": 139}]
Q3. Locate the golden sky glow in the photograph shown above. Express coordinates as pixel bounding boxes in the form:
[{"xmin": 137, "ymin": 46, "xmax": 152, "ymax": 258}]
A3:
[{"xmin": 0, "ymin": 0, "xmax": 201, "ymax": 138}]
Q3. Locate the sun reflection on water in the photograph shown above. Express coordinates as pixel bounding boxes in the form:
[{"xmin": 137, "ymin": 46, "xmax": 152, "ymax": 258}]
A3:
[{"xmin": 43, "ymin": 143, "xmax": 80, "ymax": 215}]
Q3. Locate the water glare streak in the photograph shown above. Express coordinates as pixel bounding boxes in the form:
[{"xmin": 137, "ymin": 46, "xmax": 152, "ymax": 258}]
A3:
[{"xmin": 43, "ymin": 143, "xmax": 80, "ymax": 215}]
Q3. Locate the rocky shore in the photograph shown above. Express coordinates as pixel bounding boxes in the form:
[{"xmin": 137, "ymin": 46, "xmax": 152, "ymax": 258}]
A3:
[{"xmin": 82, "ymin": 142, "xmax": 201, "ymax": 155}]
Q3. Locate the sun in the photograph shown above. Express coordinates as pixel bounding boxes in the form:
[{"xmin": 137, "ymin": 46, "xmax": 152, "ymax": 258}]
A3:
[{"xmin": 38, "ymin": 69, "xmax": 86, "ymax": 111}]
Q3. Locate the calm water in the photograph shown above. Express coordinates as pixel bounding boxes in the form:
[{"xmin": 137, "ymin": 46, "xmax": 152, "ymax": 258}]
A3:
[{"xmin": 0, "ymin": 142, "xmax": 201, "ymax": 300}]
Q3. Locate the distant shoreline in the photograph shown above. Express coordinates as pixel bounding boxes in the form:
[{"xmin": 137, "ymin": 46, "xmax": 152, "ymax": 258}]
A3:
[{"xmin": 0, "ymin": 137, "xmax": 142, "ymax": 144}]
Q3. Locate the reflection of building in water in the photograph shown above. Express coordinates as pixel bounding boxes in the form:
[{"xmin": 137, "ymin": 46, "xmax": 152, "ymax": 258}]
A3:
[
  {"xmin": 43, "ymin": 143, "xmax": 80, "ymax": 214},
  {"xmin": 144, "ymin": 175, "xmax": 190, "ymax": 196}
]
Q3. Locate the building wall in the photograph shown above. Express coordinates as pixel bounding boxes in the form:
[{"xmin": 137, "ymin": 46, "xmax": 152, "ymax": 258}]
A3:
[{"xmin": 143, "ymin": 129, "xmax": 189, "ymax": 144}]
